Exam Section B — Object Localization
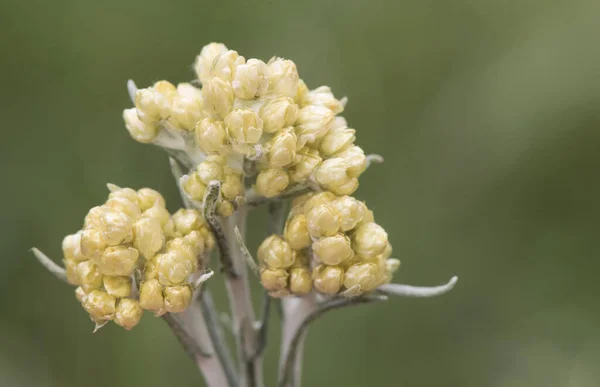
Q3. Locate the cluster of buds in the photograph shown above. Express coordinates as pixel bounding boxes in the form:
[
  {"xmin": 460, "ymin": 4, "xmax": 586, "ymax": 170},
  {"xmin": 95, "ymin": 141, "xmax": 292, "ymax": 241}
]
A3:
[
  {"xmin": 123, "ymin": 42, "xmax": 369, "ymax": 212},
  {"xmin": 61, "ymin": 185, "xmax": 213, "ymax": 329},
  {"xmin": 257, "ymin": 192, "xmax": 400, "ymax": 298}
]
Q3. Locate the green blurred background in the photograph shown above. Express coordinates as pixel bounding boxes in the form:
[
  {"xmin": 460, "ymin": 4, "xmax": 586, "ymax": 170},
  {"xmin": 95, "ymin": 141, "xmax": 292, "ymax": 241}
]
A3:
[{"xmin": 2, "ymin": 0, "xmax": 600, "ymax": 386}]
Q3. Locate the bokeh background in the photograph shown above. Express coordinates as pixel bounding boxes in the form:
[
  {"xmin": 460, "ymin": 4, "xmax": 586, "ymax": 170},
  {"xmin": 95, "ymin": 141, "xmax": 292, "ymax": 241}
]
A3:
[{"xmin": 2, "ymin": 0, "xmax": 600, "ymax": 386}]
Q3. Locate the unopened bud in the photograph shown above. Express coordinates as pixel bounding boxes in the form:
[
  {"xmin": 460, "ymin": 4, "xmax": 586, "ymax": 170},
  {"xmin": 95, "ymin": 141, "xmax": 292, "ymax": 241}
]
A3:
[
  {"xmin": 268, "ymin": 58, "xmax": 299, "ymax": 98},
  {"xmin": 164, "ymin": 285, "xmax": 193, "ymax": 313},
  {"xmin": 76, "ymin": 261, "xmax": 104, "ymax": 292},
  {"xmin": 259, "ymin": 97, "xmax": 298, "ymax": 133},
  {"xmin": 232, "ymin": 58, "xmax": 270, "ymax": 99},
  {"xmin": 169, "ymin": 83, "xmax": 205, "ymax": 131},
  {"xmin": 303, "ymin": 86, "xmax": 345, "ymax": 114},
  {"xmin": 334, "ymin": 145, "xmax": 366, "ymax": 178},
  {"xmin": 343, "ymin": 262, "xmax": 381, "ymax": 293},
  {"xmin": 97, "ymin": 246, "xmax": 139, "ymax": 276},
  {"xmin": 211, "ymin": 50, "xmax": 245, "ymax": 81},
  {"xmin": 195, "ymin": 118, "xmax": 229, "ymax": 155},
  {"xmin": 284, "ymin": 214, "xmax": 311, "ymax": 250},
  {"xmin": 157, "ymin": 248, "xmax": 195, "ymax": 285},
  {"xmin": 314, "ymin": 158, "xmax": 358, "ymax": 196},
  {"xmin": 295, "ymin": 105, "xmax": 334, "ymax": 148},
  {"xmin": 80, "ymin": 228, "xmax": 107, "ymax": 260},
  {"xmin": 331, "ymin": 196, "xmax": 365, "ymax": 232},
  {"xmin": 133, "ymin": 217, "xmax": 164, "ymax": 259},
  {"xmin": 257, "ymin": 235, "xmax": 295, "ymax": 269},
  {"xmin": 267, "ymin": 128, "xmax": 297, "ymax": 168},
  {"xmin": 352, "ymin": 222, "xmax": 388, "ymax": 258},
  {"xmin": 137, "ymin": 188, "xmax": 166, "ymax": 211},
  {"xmin": 225, "ymin": 109, "xmax": 263, "ymax": 152},
  {"xmin": 139, "ymin": 278, "xmax": 164, "ymax": 314},
  {"xmin": 312, "ymin": 265, "xmax": 344, "ymax": 294},
  {"xmin": 83, "ymin": 290, "xmax": 116, "ymax": 322},
  {"xmin": 255, "ymin": 168, "xmax": 289, "ymax": 198},
  {"xmin": 100, "ymin": 210, "xmax": 133, "ymax": 246},
  {"xmin": 103, "ymin": 276, "xmax": 132, "ymax": 298},
  {"xmin": 195, "ymin": 43, "xmax": 228, "ymax": 84},
  {"xmin": 288, "ymin": 147, "xmax": 322, "ymax": 183},
  {"xmin": 123, "ymin": 108, "xmax": 158, "ymax": 143},
  {"xmin": 306, "ymin": 203, "xmax": 340, "ymax": 238},
  {"xmin": 182, "ymin": 172, "xmax": 207, "ymax": 201},
  {"xmin": 312, "ymin": 234, "xmax": 353, "ymax": 265},
  {"xmin": 289, "ymin": 267, "xmax": 312, "ymax": 295},
  {"xmin": 202, "ymin": 77, "xmax": 234, "ymax": 119},
  {"xmin": 62, "ymin": 232, "xmax": 85, "ymax": 261},
  {"xmin": 172, "ymin": 208, "xmax": 205, "ymax": 235},
  {"xmin": 260, "ymin": 268, "xmax": 289, "ymax": 291},
  {"xmin": 319, "ymin": 126, "xmax": 355, "ymax": 156},
  {"xmin": 114, "ymin": 299, "xmax": 143, "ymax": 330}
]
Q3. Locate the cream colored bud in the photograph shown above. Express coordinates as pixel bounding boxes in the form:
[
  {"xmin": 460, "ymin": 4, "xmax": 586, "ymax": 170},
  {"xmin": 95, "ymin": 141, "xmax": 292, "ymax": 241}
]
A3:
[
  {"xmin": 255, "ymin": 168, "xmax": 289, "ymax": 198},
  {"xmin": 195, "ymin": 118, "xmax": 229, "ymax": 154},
  {"xmin": 312, "ymin": 265, "xmax": 344, "ymax": 294},
  {"xmin": 135, "ymin": 81, "xmax": 175, "ymax": 124},
  {"xmin": 202, "ymin": 77, "xmax": 234, "ymax": 119},
  {"xmin": 267, "ymin": 128, "xmax": 297, "ymax": 168},
  {"xmin": 257, "ymin": 235, "xmax": 295, "ymax": 269},
  {"xmin": 157, "ymin": 248, "xmax": 195, "ymax": 285},
  {"xmin": 344, "ymin": 262, "xmax": 381, "ymax": 293},
  {"xmin": 123, "ymin": 108, "xmax": 158, "ymax": 143},
  {"xmin": 83, "ymin": 290, "xmax": 116, "ymax": 321},
  {"xmin": 196, "ymin": 156, "xmax": 225, "ymax": 184},
  {"xmin": 217, "ymin": 201, "xmax": 235, "ymax": 217},
  {"xmin": 295, "ymin": 79, "xmax": 309, "ymax": 104},
  {"xmin": 62, "ymin": 232, "xmax": 85, "ymax": 261},
  {"xmin": 260, "ymin": 268, "xmax": 289, "ymax": 291},
  {"xmin": 103, "ymin": 276, "xmax": 132, "ymax": 298},
  {"xmin": 105, "ymin": 196, "xmax": 141, "ymax": 219},
  {"xmin": 84, "ymin": 206, "xmax": 104, "ymax": 230},
  {"xmin": 314, "ymin": 158, "xmax": 359, "ymax": 196},
  {"xmin": 284, "ymin": 214, "xmax": 311, "ymax": 250},
  {"xmin": 172, "ymin": 208, "xmax": 205, "ymax": 235},
  {"xmin": 80, "ymin": 228, "xmax": 107, "ymax": 260},
  {"xmin": 182, "ymin": 172, "xmax": 207, "ymax": 201},
  {"xmin": 64, "ymin": 259, "xmax": 79, "ymax": 285},
  {"xmin": 76, "ymin": 261, "xmax": 103, "ymax": 292},
  {"xmin": 137, "ymin": 188, "xmax": 166, "ymax": 211},
  {"xmin": 312, "ymin": 234, "xmax": 353, "ymax": 265},
  {"xmin": 211, "ymin": 50, "xmax": 245, "ymax": 81},
  {"xmin": 114, "ymin": 299, "xmax": 143, "ymax": 330},
  {"xmin": 306, "ymin": 203, "xmax": 340, "ymax": 238},
  {"xmin": 319, "ymin": 127, "xmax": 356, "ymax": 156},
  {"xmin": 303, "ymin": 191, "xmax": 337, "ymax": 213},
  {"xmin": 259, "ymin": 97, "xmax": 298, "ymax": 133},
  {"xmin": 221, "ymin": 172, "xmax": 244, "ymax": 200},
  {"xmin": 133, "ymin": 217, "xmax": 164, "ymax": 259},
  {"xmin": 294, "ymin": 105, "xmax": 334, "ymax": 148},
  {"xmin": 288, "ymin": 147, "xmax": 322, "ymax": 183},
  {"xmin": 108, "ymin": 187, "xmax": 140, "ymax": 207},
  {"xmin": 225, "ymin": 109, "xmax": 263, "ymax": 151},
  {"xmin": 195, "ymin": 42, "xmax": 228, "ymax": 84},
  {"xmin": 232, "ymin": 58, "xmax": 270, "ymax": 99},
  {"xmin": 183, "ymin": 230, "xmax": 205, "ymax": 258},
  {"xmin": 100, "ymin": 210, "xmax": 133, "ymax": 246},
  {"xmin": 164, "ymin": 285, "xmax": 193, "ymax": 313},
  {"xmin": 334, "ymin": 145, "xmax": 366, "ymax": 178},
  {"xmin": 74, "ymin": 286, "xmax": 86, "ymax": 303},
  {"xmin": 386, "ymin": 258, "xmax": 401, "ymax": 274},
  {"xmin": 332, "ymin": 196, "xmax": 365, "ymax": 232},
  {"xmin": 141, "ymin": 205, "xmax": 170, "ymax": 229},
  {"xmin": 289, "ymin": 267, "xmax": 312, "ymax": 295},
  {"xmin": 352, "ymin": 222, "xmax": 389, "ymax": 258},
  {"xmin": 139, "ymin": 279, "xmax": 164, "ymax": 313},
  {"xmin": 303, "ymin": 86, "xmax": 345, "ymax": 114},
  {"xmin": 268, "ymin": 57, "xmax": 299, "ymax": 97},
  {"xmin": 169, "ymin": 83, "xmax": 204, "ymax": 131},
  {"xmin": 144, "ymin": 256, "xmax": 159, "ymax": 280},
  {"xmin": 97, "ymin": 246, "xmax": 139, "ymax": 276}
]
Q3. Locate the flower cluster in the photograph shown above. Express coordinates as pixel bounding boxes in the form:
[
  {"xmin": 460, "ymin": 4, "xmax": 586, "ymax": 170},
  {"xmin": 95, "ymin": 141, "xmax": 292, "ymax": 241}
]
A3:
[
  {"xmin": 257, "ymin": 192, "xmax": 400, "ymax": 297},
  {"xmin": 123, "ymin": 42, "xmax": 368, "ymax": 216},
  {"xmin": 62, "ymin": 185, "xmax": 213, "ymax": 329}
]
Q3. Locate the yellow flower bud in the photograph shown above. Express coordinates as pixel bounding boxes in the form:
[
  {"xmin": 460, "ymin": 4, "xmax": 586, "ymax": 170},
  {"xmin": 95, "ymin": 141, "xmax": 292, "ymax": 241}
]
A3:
[
  {"xmin": 97, "ymin": 246, "xmax": 139, "ymax": 276},
  {"xmin": 294, "ymin": 79, "xmax": 309, "ymax": 104},
  {"xmin": 260, "ymin": 268, "xmax": 289, "ymax": 291},
  {"xmin": 172, "ymin": 208, "xmax": 205, "ymax": 235},
  {"xmin": 221, "ymin": 170, "xmax": 244, "ymax": 200},
  {"xmin": 196, "ymin": 156, "xmax": 225, "ymax": 184},
  {"xmin": 255, "ymin": 168, "xmax": 289, "ymax": 198},
  {"xmin": 319, "ymin": 126, "xmax": 355, "ymax": 156},
  {"xmin": 157, "ymin": 247, "xmax": 196, "ymax": 285},
  {"xmin": 225, "ymin": 109, "xmax": 263, "ymax": 152},
  {"xmin": 343, "ymin": 262, "xmax": 381, "ymax": 293},
  {"xmin": 139, "ymin": 279, "xmax": 164, "ymax": 313},
  {"xmin": 352, "ymin": 222, "xmax": 388, "ymax": 258},
  {"xmin": 64, "ymin": 258, "xmax": 79, "ymax": 285},
  {"xmin": 108, "ymin": 187, "xmax": 140, "ymax": 205},
  {"xmin": 334, "ymin": 145, "xmax": 366, "ymax": 178},
  {"xmin": 76, "ymin": 261, "xmax": 103, "ymax": 292},
  {"xmin": 289, "ymin": 267, "xmax": 312, "ymax": 295},
  {"xmin": 331, "ymin": 196, "xmax": 365, "ymax": 232},
  {"xmin": 267, "ymin": 128, "xmax": 297, "ymax": 168},
  {"xmin": 141, "ymin": 205, "xmax": 170, "ymax": 229},
  {"xmin": 257, "ymin": 235, "xmax": 295, "ymax": 269},
  {"xmin": 135, "ymin": 81, "xmax": 175, "ymax": 124},
  {"xmin": 312, "ymin": 234, "xmax": 353, "ymax": 265},
  {"xmin": 182, "ymin": 172, "xmax": 207, "ymax": 201},
  {"xmin": 105, "ymin": 196, "xmax": 141, "ymax": 219},
  {"xmin": 303, "ymin": 191, "xmax": 337, "ymax": 213},
  {"xmin": 232, "ymin": 58, "xmax": 270, "ymax": 99},
  {"xmin": 211, "ymin": 50, "xmax": 245, "ymax": 81},
  {"xmin": 288, "ymin": 147, "xmax": 322, "ymax": 183},
  {"xmin": 137, "ymin": 188, "xmax": 166, "ymax": 211},
  {"xmin": 202, "ymin": 77, "xmax": 234, "ymax": 119},
  {"xmin": 83, "ymin": 290, "xmax": 116, "ymax": 321},
  {"xmin": 83, "ymin": 206, "xmax": 104, "ymax": 230},
  {"xmin": 259, "ymin": 97, "xmax": 298, "ymax": 133},
  {"xmin": 62, "ymin": 232, "xmax": 85, "ymax": 261},
  {"xmin": 314, "ymin": 158, "xmax": 359, "ymax": 196},
  {"xmin": 103, "ymin": 276, "xmax": 132, "ymax": 298},
  {"xmin": 183, "ymin": 230, "xmax": 205, "ymax": 258},
  {"xmin": 100, "ymin": 210, "xmax": 133, "ymax": 246},
  {"xmin": 200, "ymin": 227, "xmax": 215, "ymax": 252},
  {"xmin": 306, "ymin": 203, "xmax": 340, "ymax": 238},
  {"xmin": 303, "ymin": 86, "xmax": 345, "ymax": 114},
  {"xmin": 133, "ymin": 217, "xmax": 164, "ymax": 259},
  {"xmin": 114, "ymin": 299, "xmax": 143, "ymax": 330},
  {"xmin": 164, "ymin": 285, "xmax": 193, "ymax": 313},
  {"xmin": 144, "ymin": 256, "xmax": 159, "ymax": 280},
  {"xmin": 312, "ymin": 265, "xmax": 344, "ymax": 294},
  {"xmin": 194, "ymin": 42, "xmax": 228, "ymax": 84},
  {"xmin": 267, "ymin": 57, "xmax": 299, "ymax": 98},
  {"xmin": 123, "ymin": 108, "xmax": 158, "ymax": 143},
  {"xmin": 169, "ymin": 83, "xmax": 205, "ymax": 131},
  {"xmin": 217, "ymin": 200, "xmax": 235, "ymax": 217},
  {"xmin": 294, "ymin": 105, "xmax": 334, "ymax": 148},
  {"xmin": 80, "ymin": 228, "xmax": 107, "ymax": 260},
  {"xmin": 284, "ymin": 214, "xmax": 311, "ymax": 250},
  {"xmin": 195, "ymin": 118, "xmax": 229, "ymax": 155}
]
